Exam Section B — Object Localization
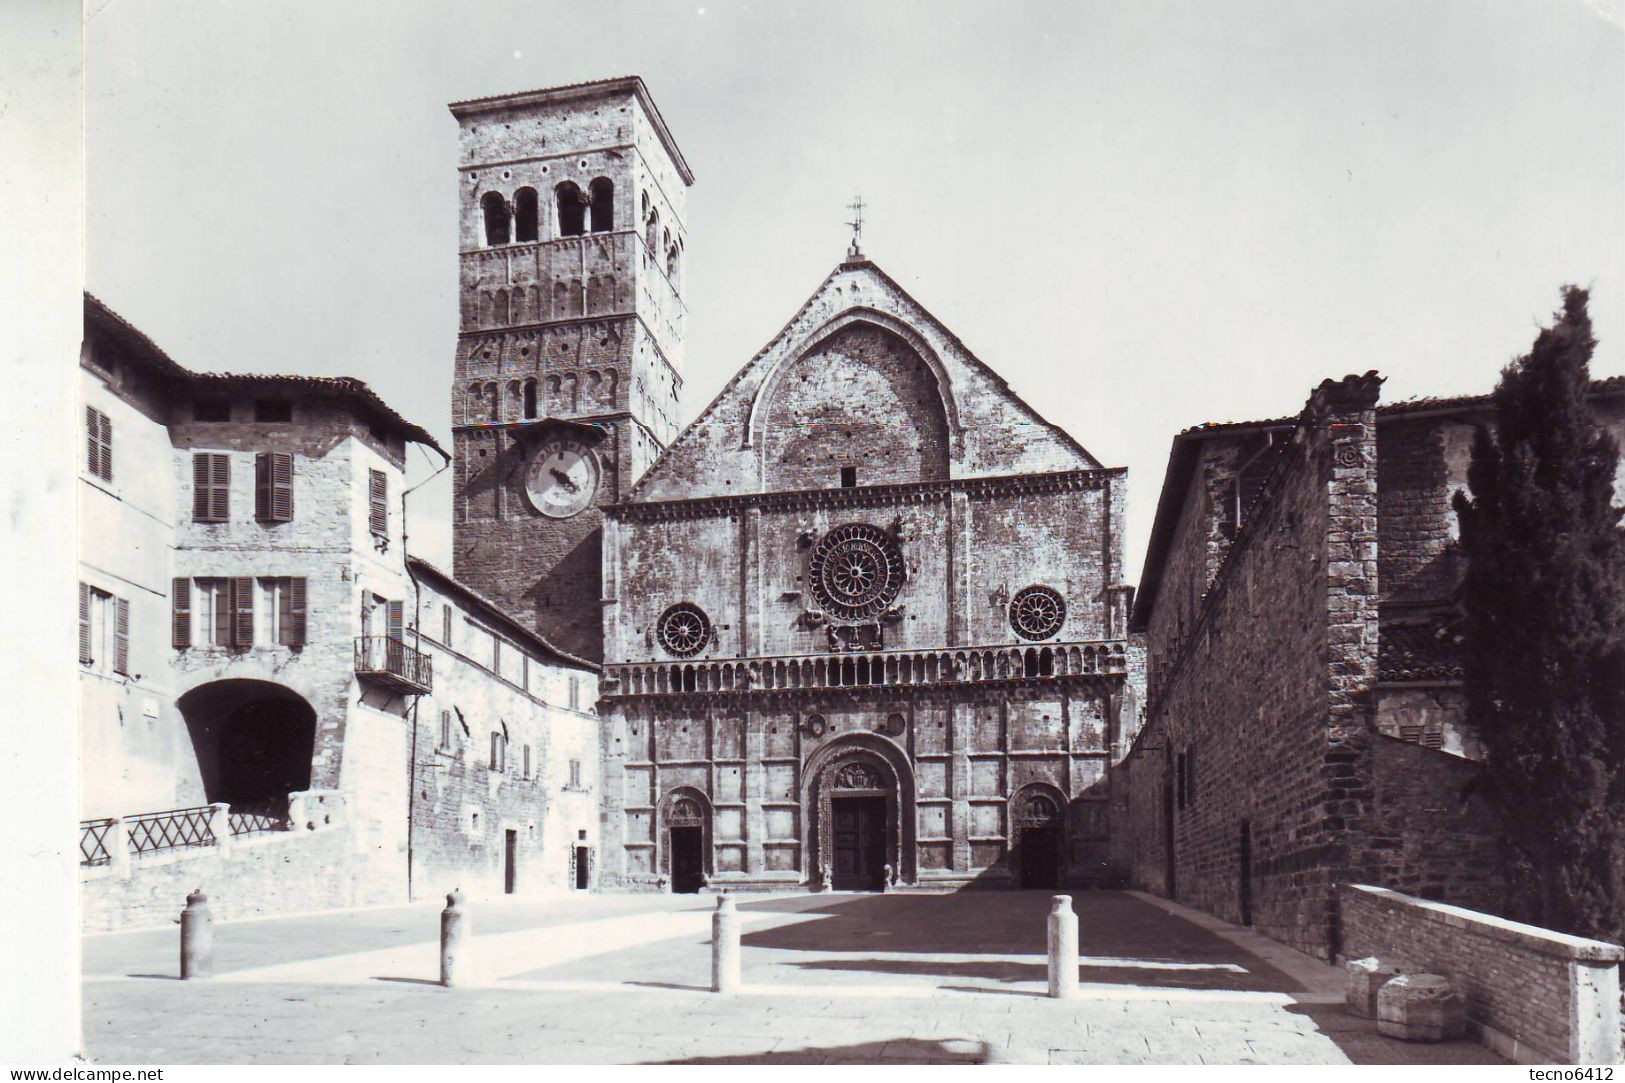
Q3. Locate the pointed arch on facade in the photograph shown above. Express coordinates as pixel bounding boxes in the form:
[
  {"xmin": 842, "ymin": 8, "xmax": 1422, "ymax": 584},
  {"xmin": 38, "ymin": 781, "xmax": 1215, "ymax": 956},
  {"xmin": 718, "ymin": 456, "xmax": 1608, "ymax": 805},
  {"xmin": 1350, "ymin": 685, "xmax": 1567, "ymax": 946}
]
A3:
[{"xmin": 743, "ymin": 307, "xmax": 961, "ymax": 453}]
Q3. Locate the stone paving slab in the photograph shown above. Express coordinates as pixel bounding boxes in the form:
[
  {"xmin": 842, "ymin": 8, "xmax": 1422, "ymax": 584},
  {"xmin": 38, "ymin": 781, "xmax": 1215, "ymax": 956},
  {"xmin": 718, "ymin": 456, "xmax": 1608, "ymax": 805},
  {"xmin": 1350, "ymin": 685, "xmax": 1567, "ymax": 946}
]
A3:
[{"xmin": 80, "ymin": 889, "xmax": 1507, "ymax": 1065}]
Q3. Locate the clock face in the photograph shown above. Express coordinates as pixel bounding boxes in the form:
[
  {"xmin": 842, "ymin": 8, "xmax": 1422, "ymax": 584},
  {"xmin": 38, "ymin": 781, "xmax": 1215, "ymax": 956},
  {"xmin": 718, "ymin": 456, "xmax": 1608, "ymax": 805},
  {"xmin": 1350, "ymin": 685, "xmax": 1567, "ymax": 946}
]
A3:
[{"xmin": 524, "ymin": 438, "xmax": 600, "ymax": 518}]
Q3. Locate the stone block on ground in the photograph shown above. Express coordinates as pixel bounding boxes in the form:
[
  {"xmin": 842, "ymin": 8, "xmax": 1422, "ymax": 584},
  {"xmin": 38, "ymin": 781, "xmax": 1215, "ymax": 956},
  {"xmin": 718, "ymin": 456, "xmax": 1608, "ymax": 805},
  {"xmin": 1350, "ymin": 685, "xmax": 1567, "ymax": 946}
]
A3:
[
  {"xmin": 1376, "ymin": 973, "xmax": 1466, "ymax": 1042},
  {"xmin": 1346, "ymin": 956, "xmax": 1404, "ymax": 1018}
]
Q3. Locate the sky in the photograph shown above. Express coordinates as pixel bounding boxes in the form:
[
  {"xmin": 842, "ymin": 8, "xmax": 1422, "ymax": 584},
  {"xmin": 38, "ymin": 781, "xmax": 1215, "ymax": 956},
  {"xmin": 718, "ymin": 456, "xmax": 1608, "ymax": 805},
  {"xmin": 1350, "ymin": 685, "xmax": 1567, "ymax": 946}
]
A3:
[{"xmin": 86, "ymin": 0, "xmax": 1625, "ymax": 580}]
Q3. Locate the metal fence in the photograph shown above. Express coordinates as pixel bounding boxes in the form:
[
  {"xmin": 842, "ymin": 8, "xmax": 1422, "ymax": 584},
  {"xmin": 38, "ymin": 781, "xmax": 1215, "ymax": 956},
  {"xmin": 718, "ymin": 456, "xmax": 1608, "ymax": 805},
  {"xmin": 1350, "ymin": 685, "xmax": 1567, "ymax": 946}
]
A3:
[
  {"xmin": 79, "ymin": 818, "xmax": 117, "ymax": 866},
  {"xmin": 125, "ymin": 805, "xmax": 217, "ymax": 856},
  {"xmin": 228, "ymin": 796, "xmax": 290, "ymax": 838}
]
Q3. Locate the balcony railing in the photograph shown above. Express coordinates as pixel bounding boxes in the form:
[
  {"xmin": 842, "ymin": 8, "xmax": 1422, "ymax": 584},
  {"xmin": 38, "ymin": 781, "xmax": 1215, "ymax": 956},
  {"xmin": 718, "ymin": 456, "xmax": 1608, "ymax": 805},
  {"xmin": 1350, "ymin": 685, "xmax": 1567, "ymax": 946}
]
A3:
[
  {"xmin": 604, "ymin": 640, "xmax": 1129, "ymax": 697},
  {"xmin": 355, "ymin": 635, "xmax": 433, "ymax": 694}
]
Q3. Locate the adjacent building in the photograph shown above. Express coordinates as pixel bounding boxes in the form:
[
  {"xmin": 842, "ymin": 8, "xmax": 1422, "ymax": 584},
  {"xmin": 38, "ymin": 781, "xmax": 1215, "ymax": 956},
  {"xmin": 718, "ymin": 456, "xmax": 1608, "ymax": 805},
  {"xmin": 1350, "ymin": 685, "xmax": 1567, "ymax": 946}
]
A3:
[
  {"xmin": 1112, "ymin": 369, "xmax": 1625, "ymax": 959},
  {"xmin": 79, "ymin": 295, "xmax": 598, "ymax": 929}
]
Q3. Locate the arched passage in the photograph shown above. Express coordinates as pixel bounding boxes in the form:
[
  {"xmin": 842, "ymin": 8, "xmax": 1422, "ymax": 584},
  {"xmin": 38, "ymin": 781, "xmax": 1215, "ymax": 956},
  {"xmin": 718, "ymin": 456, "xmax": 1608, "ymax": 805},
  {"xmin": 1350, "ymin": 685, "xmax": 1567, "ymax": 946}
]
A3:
[
  {"xmin": 177, "ymin": 679, "xmax": 316, "ymax": 809},
  {"xmin": 802, "ymin": 734, "xmax": 916, "ymax": 889}
]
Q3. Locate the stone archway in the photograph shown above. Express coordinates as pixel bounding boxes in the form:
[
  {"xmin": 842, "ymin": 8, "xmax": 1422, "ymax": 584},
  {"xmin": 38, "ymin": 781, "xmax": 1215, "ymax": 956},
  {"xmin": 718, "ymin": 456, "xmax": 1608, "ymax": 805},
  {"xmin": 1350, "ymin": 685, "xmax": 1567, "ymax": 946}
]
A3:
[
  {"xmin": 1009, "ymin": 782, "xmax": 1068, "ymax": 889},
  {"xmin": 803, "ymin": 735, "xmax": 916, "ymax": 889},
  {"xmin": 177, "ymin": 679, "xmax": 316, "ymax": 810},
  {"xmin": 658, "ymin": 787, "xmax": 712, "ymax": 893}
]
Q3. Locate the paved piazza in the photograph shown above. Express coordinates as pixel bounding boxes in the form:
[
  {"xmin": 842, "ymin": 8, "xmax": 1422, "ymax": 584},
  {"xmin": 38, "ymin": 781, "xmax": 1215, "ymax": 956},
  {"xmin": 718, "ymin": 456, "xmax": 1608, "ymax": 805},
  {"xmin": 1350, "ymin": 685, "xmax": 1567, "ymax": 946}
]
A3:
[{"xmin": 81, "ymin": 890, "xmax": 1504, "ymax": 1065}]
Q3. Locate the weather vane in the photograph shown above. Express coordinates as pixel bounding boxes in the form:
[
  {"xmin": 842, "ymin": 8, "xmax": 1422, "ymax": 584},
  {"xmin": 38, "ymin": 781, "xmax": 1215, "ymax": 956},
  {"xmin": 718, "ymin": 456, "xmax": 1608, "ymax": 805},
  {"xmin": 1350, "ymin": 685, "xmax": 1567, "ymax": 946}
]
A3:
[{"xmin": 846, "ymin": 195, "xmax": 865, "ymax": 258}]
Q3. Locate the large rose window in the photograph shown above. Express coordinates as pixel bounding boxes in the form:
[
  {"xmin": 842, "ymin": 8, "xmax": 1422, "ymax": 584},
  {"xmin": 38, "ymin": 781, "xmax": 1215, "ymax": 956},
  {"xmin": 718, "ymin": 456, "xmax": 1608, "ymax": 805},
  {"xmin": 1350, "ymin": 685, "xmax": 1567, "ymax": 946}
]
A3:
[
  {"xmin": 808, "ymin": 523, "xmax": 907, "ymax": 621},
  {"xmin": 1009, "ymin": 585, "xmax": 1066, "ymax": 641}
]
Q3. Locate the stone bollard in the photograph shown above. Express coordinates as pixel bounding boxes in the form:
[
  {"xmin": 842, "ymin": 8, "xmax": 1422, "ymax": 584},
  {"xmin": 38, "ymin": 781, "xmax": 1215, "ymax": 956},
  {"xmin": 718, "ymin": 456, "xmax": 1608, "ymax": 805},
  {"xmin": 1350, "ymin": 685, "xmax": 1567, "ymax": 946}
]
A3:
[
  {"xmin": 1346, "ymin": 957, "xmax": 1405, "ymax": 1018},
  {"xmin": 440, "ymin": 890, "xmax": 471, "ymax": 988},
  {"xmin": 1377, "ymin": 974, "xmax": 1466, "ymax": 1042},
  {"xmin": 180, "ymin": 888, "xmax": 213, "ymax": 980},
  {"xmin": 1047, "ymin": 894, "xmax": 1079, "ymax": 999},
  {"xmin": 881, "ymin": 864, "xmax": 894, "ymax": 893},
  {"xmin": 711, "ymin": 894, "xmax": 741, "ymax": 993}
]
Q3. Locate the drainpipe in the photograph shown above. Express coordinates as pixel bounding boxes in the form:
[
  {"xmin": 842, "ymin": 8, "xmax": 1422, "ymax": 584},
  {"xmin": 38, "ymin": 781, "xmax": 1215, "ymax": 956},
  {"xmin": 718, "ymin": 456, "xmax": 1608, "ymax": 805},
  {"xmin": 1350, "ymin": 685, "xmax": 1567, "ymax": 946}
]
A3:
[{"xmin": 400, "ymin": 439, "xmax": 451, "ymax": 902}]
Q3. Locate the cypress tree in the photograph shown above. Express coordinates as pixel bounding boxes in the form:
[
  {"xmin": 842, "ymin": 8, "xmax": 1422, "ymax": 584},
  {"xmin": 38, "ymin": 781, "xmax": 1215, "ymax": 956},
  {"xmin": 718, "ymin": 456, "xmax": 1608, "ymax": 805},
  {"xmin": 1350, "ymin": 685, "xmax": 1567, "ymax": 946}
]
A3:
[{"xmin": 1452, "ymin": 286, "xmax": 1625, "ymax": 942}]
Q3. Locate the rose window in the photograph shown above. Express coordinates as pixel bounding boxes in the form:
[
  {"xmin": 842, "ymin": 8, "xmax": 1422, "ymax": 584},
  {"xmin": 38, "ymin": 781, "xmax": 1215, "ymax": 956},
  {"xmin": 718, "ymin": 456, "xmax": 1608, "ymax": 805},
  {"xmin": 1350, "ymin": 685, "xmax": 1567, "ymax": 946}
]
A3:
[
  {"xmin": 657, "ymin": 603, "xmax": 710, "ymax": 657},
  {"xmin": 1009, "ymin": 585, "xmax": 1066, "ymax": 641},
  {"xmin": 808, "ymin": 523, "xmax": 907, "ymax": 621}
]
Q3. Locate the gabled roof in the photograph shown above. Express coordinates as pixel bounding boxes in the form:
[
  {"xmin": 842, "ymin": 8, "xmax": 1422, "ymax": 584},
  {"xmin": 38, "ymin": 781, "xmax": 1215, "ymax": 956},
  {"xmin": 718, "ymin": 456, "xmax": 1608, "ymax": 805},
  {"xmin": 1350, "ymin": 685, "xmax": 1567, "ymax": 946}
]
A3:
[
  {"xmin": 623, "ymin": 253, "xmax": 1105, "ymax": 504},
  {"xmin": 84, "ymin": 293, "xmax": 446, "ymax": 458},
  {"xmin": 406, "ymin": 556, "xmax": 598, "ymax": 673}
]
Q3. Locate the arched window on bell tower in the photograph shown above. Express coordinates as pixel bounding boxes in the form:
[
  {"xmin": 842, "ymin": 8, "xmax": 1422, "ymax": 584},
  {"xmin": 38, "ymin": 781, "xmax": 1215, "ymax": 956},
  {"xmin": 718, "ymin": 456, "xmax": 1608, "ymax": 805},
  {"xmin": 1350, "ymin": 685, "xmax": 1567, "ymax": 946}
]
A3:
[
  {"xmin": 513, "ymin": 187, "xmax": 539, "ymax": 242},
  {"xmin": 556, "ymin": 182, "xmax": 586, "ymax": 237},
  {"xmin": 589, "ymin": 178, "xmax": 614, "ymax": 233},
  {"xmin": 645, "ymin": 204, "xmax": 659, "ymax": 264},
  {"xmin": 481, "ymin": 191, "xmax": 510, "ymax": 246}
]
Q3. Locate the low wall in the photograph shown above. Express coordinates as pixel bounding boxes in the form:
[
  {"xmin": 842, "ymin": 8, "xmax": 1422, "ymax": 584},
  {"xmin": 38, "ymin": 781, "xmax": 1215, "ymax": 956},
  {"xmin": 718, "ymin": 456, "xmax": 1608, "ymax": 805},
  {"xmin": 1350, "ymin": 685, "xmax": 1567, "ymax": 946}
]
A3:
[
  {"xmin": 1340, "ymin": 883, "xmax": 1623, "ymax": 1065},
  {"xmin": 82, "ymin": 795, "xmax": 401, "ymax": 932}
]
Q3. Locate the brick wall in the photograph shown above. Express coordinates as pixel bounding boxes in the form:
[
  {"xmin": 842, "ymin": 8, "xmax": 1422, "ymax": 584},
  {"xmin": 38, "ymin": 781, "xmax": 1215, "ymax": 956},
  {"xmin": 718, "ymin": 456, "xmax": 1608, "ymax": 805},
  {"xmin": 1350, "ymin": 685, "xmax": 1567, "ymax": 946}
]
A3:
[{"xmin": 1340, "ymin": 883, "xmax": 1623, "ymax": 1064}]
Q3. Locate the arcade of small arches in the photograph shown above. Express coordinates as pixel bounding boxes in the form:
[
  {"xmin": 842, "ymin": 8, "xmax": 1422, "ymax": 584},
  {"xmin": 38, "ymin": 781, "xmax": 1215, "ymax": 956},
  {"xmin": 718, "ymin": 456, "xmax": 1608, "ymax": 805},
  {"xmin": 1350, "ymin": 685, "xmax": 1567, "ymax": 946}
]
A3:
[
  {"xmin": 464, "ymin": 369, "xmax": 619, "ymax": 425},
  {"xmin": 476, "ymin": 179, "xmax": 684, "ymax": 283},
  {"xmin": 468, "ymin": 276, "xmax": 621, "ymax": 329},
  {"xmin": 610, "ymin": 640, "xmax": 1127, "ymax": 695}
]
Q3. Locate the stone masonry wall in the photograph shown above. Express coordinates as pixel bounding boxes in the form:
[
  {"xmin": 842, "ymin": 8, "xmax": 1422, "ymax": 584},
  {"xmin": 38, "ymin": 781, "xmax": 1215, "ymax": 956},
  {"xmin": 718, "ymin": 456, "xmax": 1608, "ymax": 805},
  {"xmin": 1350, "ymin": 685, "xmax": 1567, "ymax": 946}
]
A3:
[
  {"xmin": 1115, "ymin": 374, "xmax": 1383, "ymax": 959},
  {"xmin": 1340, "ymin": 884, "xmax": 1624, "ymax": 1064}
]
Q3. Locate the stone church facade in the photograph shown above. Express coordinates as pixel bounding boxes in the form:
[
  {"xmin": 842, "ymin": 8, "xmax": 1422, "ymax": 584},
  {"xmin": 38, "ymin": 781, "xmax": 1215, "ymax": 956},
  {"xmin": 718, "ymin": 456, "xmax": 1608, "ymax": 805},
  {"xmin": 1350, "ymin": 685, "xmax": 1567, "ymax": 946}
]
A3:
[{"xmin": 445, "ymin": 77, "xmax": 1137, "ymax": 892}]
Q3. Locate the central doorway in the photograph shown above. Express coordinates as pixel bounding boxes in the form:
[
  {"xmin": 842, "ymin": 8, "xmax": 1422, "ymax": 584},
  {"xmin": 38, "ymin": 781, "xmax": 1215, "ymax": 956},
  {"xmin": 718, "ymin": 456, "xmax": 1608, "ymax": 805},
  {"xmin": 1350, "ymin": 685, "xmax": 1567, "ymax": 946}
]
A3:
[
  {"xmin": 1019, "ymin": 823, "xmax": 1060, "ymax": 888},
  {"xmin": 670, "ymin": 826, "xmax": 705, "ymax": 893},
  {"xmin": 831, "ymin": 796, "xmax": 886, "ymax": 890}
]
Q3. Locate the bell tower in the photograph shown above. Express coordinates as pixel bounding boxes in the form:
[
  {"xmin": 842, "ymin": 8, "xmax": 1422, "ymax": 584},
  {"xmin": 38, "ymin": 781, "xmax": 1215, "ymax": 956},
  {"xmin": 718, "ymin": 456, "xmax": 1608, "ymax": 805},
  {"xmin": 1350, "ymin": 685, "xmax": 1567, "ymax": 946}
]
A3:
[{"xmin": 448, "ymin": 77, "xmax": 693, "ymax": 661}]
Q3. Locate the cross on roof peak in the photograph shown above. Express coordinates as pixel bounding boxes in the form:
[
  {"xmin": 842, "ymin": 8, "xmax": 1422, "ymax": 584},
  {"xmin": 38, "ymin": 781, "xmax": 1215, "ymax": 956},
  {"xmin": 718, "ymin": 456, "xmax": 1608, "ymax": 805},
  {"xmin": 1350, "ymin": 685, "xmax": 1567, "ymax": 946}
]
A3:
[{"xmin": 846, "ymin": 195, "xmax": 865, "ymax": 259}]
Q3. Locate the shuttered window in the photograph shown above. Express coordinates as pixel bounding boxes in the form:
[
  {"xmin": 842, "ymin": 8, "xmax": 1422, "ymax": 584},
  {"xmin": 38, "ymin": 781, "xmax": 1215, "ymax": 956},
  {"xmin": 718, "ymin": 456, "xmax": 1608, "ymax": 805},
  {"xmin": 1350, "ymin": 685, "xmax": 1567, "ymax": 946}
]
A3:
[
  {"xmin": 192, "ymin": 453, "xmax": 231, "ymax": 521},
  {"xmin": 113, "ymin": 597, "xmax": 130, "ymax": 675},
  {"xmin": 79, "ymin": 583, "xmax": 93, "ymax": 663},
  {"xmin": 255, "ymin": 452, "xmax": 294, "ymax": 522},
  {"xmin": 172, "ymin": 578, "xmax": 191, "ymax": 648},
  {"xmin": 368, "ymin": 469, "xmax": 388, "ymax": 536},
  {"xmin": 386, "ymin": 599, "xmax": 404, "ymax": 641},
  {"xmin": 260, "ymin": 577, "xmax": 307, "ymax": 647},
  {"xmin": 287, "ymin": 576, "xmax": 306, "ymax": 647},
  {"xmin": 85, "ymin": 407, "xmax": 112, "ymax": 481},
  {"xmin": 233, "ymin": 576, "xmax": 254, "ymax": 647},
  {"xmin": 188, "ymin": 578, "xmax": 249, "ymax": 648}
]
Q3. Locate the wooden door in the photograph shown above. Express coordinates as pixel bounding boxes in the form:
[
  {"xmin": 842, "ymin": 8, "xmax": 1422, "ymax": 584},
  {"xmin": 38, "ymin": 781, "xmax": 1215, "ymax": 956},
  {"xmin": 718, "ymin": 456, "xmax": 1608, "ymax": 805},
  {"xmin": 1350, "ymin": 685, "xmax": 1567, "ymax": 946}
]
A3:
[{"xmin": 832, "ymin": 796, "xmax": 885, "ymax": 890}]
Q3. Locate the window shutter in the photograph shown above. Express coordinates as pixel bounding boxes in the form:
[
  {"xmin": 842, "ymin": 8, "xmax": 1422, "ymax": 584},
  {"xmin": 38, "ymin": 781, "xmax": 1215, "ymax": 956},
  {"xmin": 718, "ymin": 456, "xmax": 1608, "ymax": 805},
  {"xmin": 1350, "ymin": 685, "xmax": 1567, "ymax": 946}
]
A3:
[
  {"xmin": 85, "ymin": 408, "xmax": 98, "ymax": 477},
  {"xmin": 369, "ymin": 469, "xmax": 388, "ymax": 535},
  {"xmin": 78, "ymin": 583, "xmax": 92, "ymax": 664},
  {"xmin": 257, "ymin": 453, "xmax": 293, "ymax": 521},
  {"xmin": 387, "ymin": 599, "xmax": 404, "ymax": 642},
  {"xmin": 172, "ymin": 578, "xmax": 191, "ymax": 648},
  {"xmin": 255, "ymin": 454, "xmax": 270, "ymax": 520},
  {"xmin": 192, "ymin": 455, "xmax": 210, "ymax": 519},
  {"xmin": 99, "ymin": 411, "xmax": 113, "ymax": 481},
  {"xmin": 113, "ymin": 597, "xmax": 130, "ymax": 675},
  {"xmin": 271, "ymin": 453, "xmax": 293, "ymax": 521},
  {"xmin": 211, "ymin": 455, "xmax": 231, "ymax": 521},
  {"xmin": 287, "ymin": 577, "xmax": 307, "ymax": 647},
  {"xmin": 194, "ymin": 453, "xmax": 230, "ymax": 521},
  {"xmin": 232, "ymin": 576, "xmax": 254, "ymax": 648}
]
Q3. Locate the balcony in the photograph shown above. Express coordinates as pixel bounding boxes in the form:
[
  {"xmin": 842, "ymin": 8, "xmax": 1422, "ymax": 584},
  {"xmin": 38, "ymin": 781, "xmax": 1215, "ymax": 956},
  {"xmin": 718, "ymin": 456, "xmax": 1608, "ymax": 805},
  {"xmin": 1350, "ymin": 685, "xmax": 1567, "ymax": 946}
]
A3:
[
  {"xmin": 603, "ymin": 640, "xmax": 1129, "ymax": 698},
  {"xmin": 354, "ymin": 635, "xmax": 433, "ymax": 694}
]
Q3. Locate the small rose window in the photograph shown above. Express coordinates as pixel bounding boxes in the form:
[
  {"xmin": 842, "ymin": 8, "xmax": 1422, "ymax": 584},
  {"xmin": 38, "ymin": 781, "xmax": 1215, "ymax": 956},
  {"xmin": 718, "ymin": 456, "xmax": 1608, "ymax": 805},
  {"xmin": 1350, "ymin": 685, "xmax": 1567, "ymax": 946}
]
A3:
[
  {"xmin": 1009, "ymin": 585, "xmax": 1066, "ymax": 641},
  {"xmin": 657, "ymin": 603, "xmax": 711, "ymax": 657}
]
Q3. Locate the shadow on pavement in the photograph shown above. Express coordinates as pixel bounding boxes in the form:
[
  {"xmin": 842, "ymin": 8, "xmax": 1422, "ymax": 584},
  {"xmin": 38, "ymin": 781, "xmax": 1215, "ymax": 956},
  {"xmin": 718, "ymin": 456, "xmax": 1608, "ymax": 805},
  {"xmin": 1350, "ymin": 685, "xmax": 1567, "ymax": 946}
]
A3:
[
  {"xmin": 1282, "ymin": 1002, "xmax": 1506, "ymax": 1066},
  {"xmin": 649, "ymin": 1037, "xmax": 997, "ymax": 1065},
  {"xmin": 741, "ymin": 891, "xmax": 1313, "ymax": 993}
]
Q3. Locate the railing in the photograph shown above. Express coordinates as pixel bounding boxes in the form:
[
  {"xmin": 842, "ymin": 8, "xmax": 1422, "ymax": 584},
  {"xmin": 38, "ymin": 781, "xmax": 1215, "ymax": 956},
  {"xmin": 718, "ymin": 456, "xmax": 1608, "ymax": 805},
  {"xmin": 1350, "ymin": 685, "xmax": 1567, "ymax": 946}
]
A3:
[
  {"xmin": 354, "ymin": 635, "xmax": 433, "ymax": 693},
  {"xmin": 79, "ymin": 818, "xmax": 117, "ymax": 866},
  {"xmin": 228, "ymin": 796, "xmax": 290, "ymax": 838},
  {"xmin": 604, "ymin": 640, "xmax": 1130, "ymax": 697},
  {"xmin": 125, "ymin": 805, "xmax": 216, "ymax": 857}
]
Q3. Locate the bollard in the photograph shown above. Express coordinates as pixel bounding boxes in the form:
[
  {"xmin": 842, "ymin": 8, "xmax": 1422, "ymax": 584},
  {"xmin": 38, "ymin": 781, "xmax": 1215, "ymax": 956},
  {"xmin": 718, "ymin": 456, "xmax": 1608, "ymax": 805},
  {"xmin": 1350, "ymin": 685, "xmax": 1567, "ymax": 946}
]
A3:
[
  {"xmin": 440, "ymin": 889, "xmax": 471, "ymax": 988},
  {"xmin": 881, "ymin": 864, "xmax": 894, "ymax": 893},
  {"xmin": 1047, "ymin": 894, "xmax": 1078, "ymax": 999},
  {"xmin": 711, "ymin": 894, "xmax": 741, "ymax": 993},
  {"xmin": 180, "ymin": 888, "xmax": 213, "ymax": 980}
]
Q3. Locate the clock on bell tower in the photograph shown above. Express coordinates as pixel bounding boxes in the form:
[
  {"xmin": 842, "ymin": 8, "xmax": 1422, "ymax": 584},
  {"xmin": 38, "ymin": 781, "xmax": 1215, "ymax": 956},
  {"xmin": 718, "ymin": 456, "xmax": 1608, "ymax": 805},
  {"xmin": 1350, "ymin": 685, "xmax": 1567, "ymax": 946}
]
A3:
[{"xmin": 446, "ymin": 77, "xmax": 693, "ymax": 662}]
